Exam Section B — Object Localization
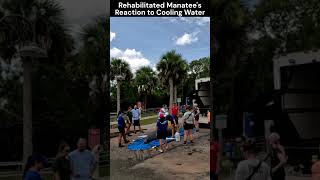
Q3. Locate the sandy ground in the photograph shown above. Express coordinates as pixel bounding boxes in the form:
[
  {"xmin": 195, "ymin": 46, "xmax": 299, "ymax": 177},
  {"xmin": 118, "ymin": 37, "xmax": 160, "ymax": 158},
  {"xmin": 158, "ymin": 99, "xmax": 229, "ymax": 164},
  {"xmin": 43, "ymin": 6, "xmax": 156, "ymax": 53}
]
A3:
[
  {"xmin": 110, "ymin": 119, "xmax": 210, "ymax": 180},
  {"xmin": 222, "ymin": 175, "xmax": 311, "ymax": 180}
]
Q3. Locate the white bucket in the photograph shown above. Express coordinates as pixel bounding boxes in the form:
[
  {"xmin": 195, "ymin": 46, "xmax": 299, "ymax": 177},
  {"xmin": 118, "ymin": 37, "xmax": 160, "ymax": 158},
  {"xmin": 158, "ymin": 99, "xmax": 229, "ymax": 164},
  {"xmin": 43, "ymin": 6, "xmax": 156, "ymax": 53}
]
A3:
[{"xmin": 175, "ymin": 132, "xmax": 180, "ymax": 142}]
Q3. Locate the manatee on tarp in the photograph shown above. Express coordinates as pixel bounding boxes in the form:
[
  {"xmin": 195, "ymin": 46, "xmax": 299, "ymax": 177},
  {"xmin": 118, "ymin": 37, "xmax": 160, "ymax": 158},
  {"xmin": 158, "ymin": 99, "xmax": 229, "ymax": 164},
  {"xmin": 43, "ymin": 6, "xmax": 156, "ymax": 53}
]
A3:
[{"xmin": 144, "ymin": 130, "xmax": 157, "ymax": 143}]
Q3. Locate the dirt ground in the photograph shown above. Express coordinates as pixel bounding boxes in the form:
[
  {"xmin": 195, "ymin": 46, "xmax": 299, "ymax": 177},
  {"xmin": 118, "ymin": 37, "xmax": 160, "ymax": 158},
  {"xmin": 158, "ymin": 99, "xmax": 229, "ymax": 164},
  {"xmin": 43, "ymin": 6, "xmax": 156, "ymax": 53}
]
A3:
[{"xmin": 110, "ymin": 122, "xmax": 210, "ymax": 180}]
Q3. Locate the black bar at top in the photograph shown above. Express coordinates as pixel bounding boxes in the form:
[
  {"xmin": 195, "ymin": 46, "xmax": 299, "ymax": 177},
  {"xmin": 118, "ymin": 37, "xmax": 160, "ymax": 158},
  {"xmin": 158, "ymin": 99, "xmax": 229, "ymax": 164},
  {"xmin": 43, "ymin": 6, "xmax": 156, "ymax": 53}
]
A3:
[{"xmin": 110, "ymin": 0, "xmax": 210, "ymax": 17}]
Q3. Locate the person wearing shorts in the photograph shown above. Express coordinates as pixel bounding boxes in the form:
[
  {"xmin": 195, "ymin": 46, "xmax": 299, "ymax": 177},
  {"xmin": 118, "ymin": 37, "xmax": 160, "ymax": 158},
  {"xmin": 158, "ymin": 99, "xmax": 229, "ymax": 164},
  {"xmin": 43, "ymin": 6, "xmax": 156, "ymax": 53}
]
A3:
[
  {"xmin": 132, "ymin": 105, "xmax": 143, "ymax": 133},
  {"xmin": 126, "ymin": 106, "xmax": 133, "ymax": 136},
  {"xmin": 157, "ymin": 114, "xmax": 168, "ymax": 153},
  {"xmin": 117, "ymin": 111, "xmax": 129, "ymax": 147},
  {"xmin": 183, "ymin": 105, "xmax": 195, "ymax": 144},
  {"xmin": 193, "ymin": 103, "xmax": 200, "ymax": 132},
  {"xmin": 166, "ymin": 114, "xmax": 176, "ymax": 137},
  {"xmin": 171, "ymin": 103, "xmax": 179, "ymax": 125}
]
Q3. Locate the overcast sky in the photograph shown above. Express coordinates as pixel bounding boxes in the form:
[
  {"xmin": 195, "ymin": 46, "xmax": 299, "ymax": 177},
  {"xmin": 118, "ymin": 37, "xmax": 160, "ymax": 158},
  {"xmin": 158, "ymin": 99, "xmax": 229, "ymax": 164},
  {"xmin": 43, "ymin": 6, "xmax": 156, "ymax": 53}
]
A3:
[{"xmin": 56, "ymin": 0, "xmax": 108, "ymax": 49}]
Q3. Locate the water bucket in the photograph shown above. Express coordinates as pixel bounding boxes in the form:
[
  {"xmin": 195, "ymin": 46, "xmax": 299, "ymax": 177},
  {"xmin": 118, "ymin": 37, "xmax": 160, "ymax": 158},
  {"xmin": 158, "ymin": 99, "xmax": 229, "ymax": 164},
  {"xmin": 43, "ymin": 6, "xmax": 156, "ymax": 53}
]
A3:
[{"xmin": 175, "ymin": 132, "xmax": 180, "ymax": 142}]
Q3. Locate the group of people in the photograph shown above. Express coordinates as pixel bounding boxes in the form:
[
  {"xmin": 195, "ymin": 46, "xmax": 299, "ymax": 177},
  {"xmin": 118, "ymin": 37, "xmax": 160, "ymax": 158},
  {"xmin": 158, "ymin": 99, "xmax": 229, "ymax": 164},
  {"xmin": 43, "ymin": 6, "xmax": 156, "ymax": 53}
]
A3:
[
  {"xmin": 153, "ymin": 103, "xmax": 201, "ymax": 153},
  {"xmin": 23, "ymin": 138, "xmax": 100, "ymax": 180},
  {"xmin": 211, "ymin": 132, "xmax": 287, "ymax": 180},
  {"xmin": 117, "ymin": 104, "xmax": 144, "ymax": 147},
  {"xmin": 234, "ymin": 132, "xmax": 287, "ymax": 180},
  {"xmin": 117, "ymin": 102, "xmax": 203, "ymax": 153}
]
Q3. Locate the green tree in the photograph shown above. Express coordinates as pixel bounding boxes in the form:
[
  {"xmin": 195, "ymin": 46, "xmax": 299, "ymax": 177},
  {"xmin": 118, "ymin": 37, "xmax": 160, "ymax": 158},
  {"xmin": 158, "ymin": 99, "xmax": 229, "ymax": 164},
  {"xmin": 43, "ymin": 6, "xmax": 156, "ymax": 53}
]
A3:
[
  {"xmin": 77, "ymin": 16, "xmax": 108, "ymax": 132},
  {"xmin": 211, "ymin": 0, "xmax": 250, "ymax": 134},
  {"xmin": 157, "ymin": 50, "xmax": 188, "ymax": 108},
  {"xmin": 188, "ymin": 57, "xmax": 210, "ymax": 79},
  {"xmin": 110, "ymin": 58, "xmax": 133, "ymax": 81},
  {"xmin": 110, "ymin": 58, "xmax": 133, "ymax": 112},
  {"xmin": 182, "ymin": 57, "xmax": 210, "ymax": 102},
  {"xmin": 135, "ymin": 66, "xmax": 158, "ymax": 109},
  {"xmin": 0, "ymin": 0, "xmax": 73, "ymax": 161}
]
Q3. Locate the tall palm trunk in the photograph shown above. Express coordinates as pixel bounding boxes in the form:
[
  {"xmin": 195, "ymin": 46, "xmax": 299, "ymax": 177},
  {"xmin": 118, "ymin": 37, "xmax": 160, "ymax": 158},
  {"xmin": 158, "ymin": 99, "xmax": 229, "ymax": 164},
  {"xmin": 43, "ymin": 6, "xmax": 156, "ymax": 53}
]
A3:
[
  {"xmin": 173, "ymin": 84, "xmax": 177, "ymax": 105},
  {"xmin": 229, "ymin": 55, "xmax": 237, "ymax": 134},
  {"xmin": 23, "ymin": 59, "xmax": 33, "ymax": 163},
  {"xmin": 169, "ymin": 77, "xmax": 174, "ymax": 108},
  {"xmin": 144, "ymin": 94, "xmax": 147, "ymax": 110},
  {"xmin": 117, "ymin": 81, "xmax": 121, "ymax": 113}
]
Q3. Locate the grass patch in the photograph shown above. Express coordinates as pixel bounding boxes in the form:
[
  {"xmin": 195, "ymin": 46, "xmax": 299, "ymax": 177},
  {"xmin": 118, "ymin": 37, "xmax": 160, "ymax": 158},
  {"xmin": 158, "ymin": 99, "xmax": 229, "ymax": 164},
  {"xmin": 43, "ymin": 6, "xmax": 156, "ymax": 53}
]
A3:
[
  {"xmin": 141, "ymin": 117, "xmax": 157, "ymax": 126},
  {"xmin": 111, "ymin": 116, "xmax": 157, "ymax": 129},
  {"xmin": 111, "ymin": 112, "xmax": 158, "ymax": 122}
]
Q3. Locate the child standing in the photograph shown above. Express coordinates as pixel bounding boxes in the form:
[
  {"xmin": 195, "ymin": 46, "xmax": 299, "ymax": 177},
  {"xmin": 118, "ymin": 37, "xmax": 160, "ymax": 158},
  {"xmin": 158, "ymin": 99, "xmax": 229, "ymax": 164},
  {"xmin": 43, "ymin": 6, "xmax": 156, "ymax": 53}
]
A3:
[{"xmin": 157, "ymin": 113, "xmax": 168, "ymax": 153}]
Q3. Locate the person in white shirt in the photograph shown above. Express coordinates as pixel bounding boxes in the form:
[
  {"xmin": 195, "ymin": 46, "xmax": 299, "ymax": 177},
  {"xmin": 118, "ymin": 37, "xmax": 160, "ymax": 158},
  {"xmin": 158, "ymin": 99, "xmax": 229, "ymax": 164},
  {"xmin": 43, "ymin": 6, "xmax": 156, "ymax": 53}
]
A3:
[
  {"xmin": 182, "ymin": 105, "xmax": 195, "ymax": 144},
  {"xmin": 235, "ymin": 143, "xmax": 271, "ymax": 180}
]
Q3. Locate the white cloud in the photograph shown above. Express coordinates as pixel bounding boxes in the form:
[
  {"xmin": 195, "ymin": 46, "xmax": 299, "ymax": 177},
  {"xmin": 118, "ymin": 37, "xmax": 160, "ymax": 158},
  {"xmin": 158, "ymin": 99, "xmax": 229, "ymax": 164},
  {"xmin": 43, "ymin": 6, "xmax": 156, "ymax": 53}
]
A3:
[
  {"xmin": 110, "ymin": 47, "xmax": 151, "ymax": 73},
  {"xmin": 110, "ymin": 32, "xmax": 116, "ymax": 42},
  {"xmin": 175, "ymin": 31, "xmax": 199, "ymax": 46},
  {"xmin": 162, "ymin": 17, "xmax": 210, "ymax": 26},
  {"xmin": 195, "ymin": 17, "xmax": 210, "ymax": 26},
  {"xmin": 151, "ymin": 64, "xmax": 158, "ymax": 74}
]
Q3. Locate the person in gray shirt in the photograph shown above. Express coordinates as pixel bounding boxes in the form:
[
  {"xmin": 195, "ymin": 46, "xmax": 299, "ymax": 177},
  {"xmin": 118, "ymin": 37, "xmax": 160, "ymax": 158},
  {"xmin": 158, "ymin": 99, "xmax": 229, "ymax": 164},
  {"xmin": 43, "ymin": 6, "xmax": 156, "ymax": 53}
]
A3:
[
  {"xmin": 235, "ymin": 143, "xmax": 271, "ymax": 180},
  {"xmin": 69, "ymin": 138, "xmax": 97, "ymax": 180}
]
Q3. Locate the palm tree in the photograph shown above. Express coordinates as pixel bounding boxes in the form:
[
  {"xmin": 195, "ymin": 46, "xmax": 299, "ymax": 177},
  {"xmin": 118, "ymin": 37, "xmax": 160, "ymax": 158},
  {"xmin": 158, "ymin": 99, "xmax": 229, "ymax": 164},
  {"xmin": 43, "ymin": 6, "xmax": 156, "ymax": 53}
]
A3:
[
  {"xmin": 110, "ymin": 58, "xmax": 133, "ymax": 112},
  {"xmin": 135, "ymin": 66, "xmax": 157, "ymax": 110},
  {"xmin": 157, "ymin": 50, "xmax": 188, "ymax": 109},
  {"xmin": 0, "ymin": 0, "xmax": 72, "ymax": 162},
  {"xmin": 211, "ymin": 0, "xmax": 249, "ymax": 135},
  {"xmin": 79, "ymin": 16, "xmax": 108, "ymax": 137}
]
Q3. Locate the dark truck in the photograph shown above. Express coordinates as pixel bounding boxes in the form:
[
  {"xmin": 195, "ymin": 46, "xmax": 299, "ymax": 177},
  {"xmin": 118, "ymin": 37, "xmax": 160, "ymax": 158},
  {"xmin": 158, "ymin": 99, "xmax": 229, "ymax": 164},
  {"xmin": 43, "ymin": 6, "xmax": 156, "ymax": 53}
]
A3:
[{"xmin": 270, "ymin": 50, "xmax": 320, "ymax": 172}]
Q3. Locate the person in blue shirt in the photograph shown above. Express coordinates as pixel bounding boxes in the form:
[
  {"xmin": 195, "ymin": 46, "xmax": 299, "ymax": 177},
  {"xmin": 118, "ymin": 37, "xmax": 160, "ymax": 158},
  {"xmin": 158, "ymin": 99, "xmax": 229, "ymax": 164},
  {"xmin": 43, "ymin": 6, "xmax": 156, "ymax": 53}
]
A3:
[
  {"xmin": 118, "ymin": 111, "xmax": 129, "ymax": 147},
  {"xmin": 69, "ymin": 138, "xmax": 97, "ymax": 180},
  {"xmin": 23, "ymin": 154, "xmax": 47, "ymax": 180},
  {"xmin": 157, "ymin": 113, "xmax": 168, "ymax": 153},
  {"xmin": 166, "ymin": 114, "xmax": 177, "ymax": 138}
]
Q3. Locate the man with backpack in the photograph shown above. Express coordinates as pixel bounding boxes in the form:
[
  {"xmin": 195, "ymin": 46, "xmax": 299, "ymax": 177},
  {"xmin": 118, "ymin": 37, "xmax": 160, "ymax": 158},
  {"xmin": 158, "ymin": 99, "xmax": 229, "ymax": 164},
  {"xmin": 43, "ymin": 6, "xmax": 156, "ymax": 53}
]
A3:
[{"xmin": 235, "ymin": 143, "xmax": 271, "ymax": 180}]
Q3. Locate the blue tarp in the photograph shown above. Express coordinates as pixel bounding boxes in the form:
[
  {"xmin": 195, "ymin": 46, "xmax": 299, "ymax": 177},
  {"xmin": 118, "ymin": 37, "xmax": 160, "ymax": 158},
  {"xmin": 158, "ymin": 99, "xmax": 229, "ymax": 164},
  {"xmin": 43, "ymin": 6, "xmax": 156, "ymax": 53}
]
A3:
[{"xmin": 128, "ymin": 128, "xmax": 190, "ymax": 151}]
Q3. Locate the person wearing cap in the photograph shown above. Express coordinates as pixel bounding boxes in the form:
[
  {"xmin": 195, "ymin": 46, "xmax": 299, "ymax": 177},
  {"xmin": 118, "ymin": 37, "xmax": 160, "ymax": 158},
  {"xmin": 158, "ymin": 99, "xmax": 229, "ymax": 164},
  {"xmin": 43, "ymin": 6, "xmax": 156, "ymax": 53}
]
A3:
[
  {"xmin": 235, "ymin": 143, "xmax": 271, "ymax": 180},
  {"xmin": 117, "ymin": 111, "xmax": 129, "ymax": 147},
  {"xmin": 158, "ymin": 108, "xmax": 165, "ymax": 119},
  {"xmin": 268, "ymin": 133, "xmax": 287, "ymax": 180},
  {"xmin": 157, "ymin": 113, "xmax": 168, "ymax": 153},
  {"xmin": 23, "ymin": 154, "xmax": 47, "ymax": 180},
  {"xmin": 69, "ymin": 138, "xmax": 97, "ymax": 180},
  {"xmin": 53, "ymin": 142, "xmax": 71, "ymax": 180},
  {"xmin": 183, "ymin": 105, "xmax": 195, "ymax": 144}
]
